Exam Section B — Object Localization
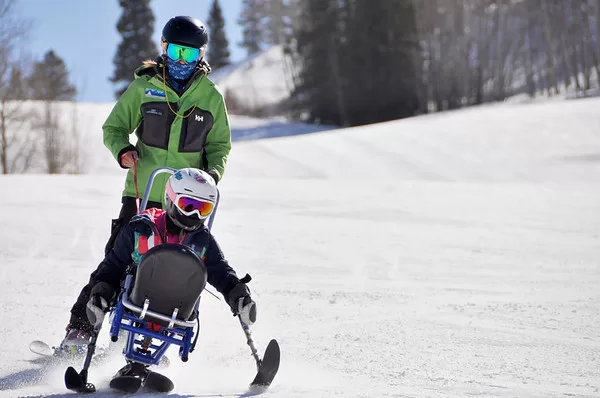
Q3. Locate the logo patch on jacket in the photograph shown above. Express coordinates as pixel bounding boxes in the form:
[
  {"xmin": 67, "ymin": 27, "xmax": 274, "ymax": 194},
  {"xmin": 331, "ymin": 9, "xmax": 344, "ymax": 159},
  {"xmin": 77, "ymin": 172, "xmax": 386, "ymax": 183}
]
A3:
[
  {"xmin": 132, "ymin": 231, "xmax": 162, "ymax": 264},
  {"xmin": 145, "ymin": 89, "xmax": 166, "ymax": 98},
  {"xmin": 145, "ymin": 108, "xmax": 163, "ymax": 116}
]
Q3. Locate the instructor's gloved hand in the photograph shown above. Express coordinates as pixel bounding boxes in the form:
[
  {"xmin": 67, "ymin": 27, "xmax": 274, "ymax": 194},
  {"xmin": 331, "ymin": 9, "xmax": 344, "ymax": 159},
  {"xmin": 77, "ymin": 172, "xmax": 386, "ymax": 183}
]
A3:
[
  {"xmin": 119, "ymin": 149, "xmax": 138, "ymax": 169},
  {"xmin": 226, "ymin": 282, "xmax": 256, "ymax": 326},
  {"xmin": 86, "ymin": 282, "xmax": 115, "ymax": 328}
]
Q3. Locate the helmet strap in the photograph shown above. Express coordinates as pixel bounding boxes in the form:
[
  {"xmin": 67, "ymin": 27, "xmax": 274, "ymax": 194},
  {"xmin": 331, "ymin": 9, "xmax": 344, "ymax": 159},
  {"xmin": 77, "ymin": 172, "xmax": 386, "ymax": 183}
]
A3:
[{"xmin": 165, "ymin": 213, "xmax": 182, "ymax": 233}]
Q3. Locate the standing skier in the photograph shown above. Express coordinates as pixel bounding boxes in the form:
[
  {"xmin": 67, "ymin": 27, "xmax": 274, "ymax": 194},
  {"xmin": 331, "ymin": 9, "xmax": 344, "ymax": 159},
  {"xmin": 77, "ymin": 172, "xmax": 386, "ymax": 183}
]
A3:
[
  {"xmin": 104, "ymin": 15, "xmax": 232, "ymax": 255},
  {"xmin": 59, "ymin": 168, "xmax": 255, "ymax": 353}
]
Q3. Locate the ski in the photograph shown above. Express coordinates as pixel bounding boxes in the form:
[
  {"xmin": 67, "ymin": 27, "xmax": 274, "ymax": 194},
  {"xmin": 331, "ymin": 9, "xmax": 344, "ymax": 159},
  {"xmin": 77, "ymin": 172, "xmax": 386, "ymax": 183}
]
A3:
[
  {"xmin": 144, "ymin": 371, "xmax": 175, "ymax": 393},
  {"xmin": 109, "ymin": 362, "xmax": 147, "ymax": 393},
  {"xmin": 64, "ymin": 329, "xmax": 101, "ymax": 394},
  {"xmin": 65, "ymin": 366, "xmax": 96, "ymax": 393},
  {"xmin": 30, "ymin": 340, "xmax": 108, "ymax": 364},
  {"xmin": 109, "ymin": 372, "xmax": 174, "ymax": 394},
  {"xmin": 109, "ymin": 375, "xmax": 143, "ymax": 394},
  {"xmin": 251, "ymin": 339, "xmax": 280, "ymax": 388},
  {"xmin": 237, "ymin": 315, "xmax": 280, "ymax": 392},
  {"xmin": 29, "ymin": 340, "xmax": 170, "ymax": 368},
  {"xmin": 109, "ymin": 362, "xmax": 174, "ymax": 394},
  {"xmin": 29, "ymin": 340, "xmax": 54, "ymax": 357}
]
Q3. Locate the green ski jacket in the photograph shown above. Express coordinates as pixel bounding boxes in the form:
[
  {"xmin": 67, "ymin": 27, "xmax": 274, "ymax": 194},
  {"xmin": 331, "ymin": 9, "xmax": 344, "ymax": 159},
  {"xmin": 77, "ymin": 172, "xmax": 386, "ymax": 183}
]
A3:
[{"xmin": 103, "ymin": 60, "xmax": 231, "ymax": 204}]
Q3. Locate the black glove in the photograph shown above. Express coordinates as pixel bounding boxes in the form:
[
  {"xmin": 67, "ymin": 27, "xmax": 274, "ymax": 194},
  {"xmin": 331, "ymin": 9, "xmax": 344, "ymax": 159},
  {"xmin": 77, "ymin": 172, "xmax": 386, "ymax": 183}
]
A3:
[
  {"xmin": 207, "ymin": 169, "xmax": 220, "ymax": 185},
  {"xmin": 226, "ymin": 282, "xmax": 256, "ymax": 326},
  {"xmin": 86, "ymin": 282, "xmax": 115, "ymax": 328}
]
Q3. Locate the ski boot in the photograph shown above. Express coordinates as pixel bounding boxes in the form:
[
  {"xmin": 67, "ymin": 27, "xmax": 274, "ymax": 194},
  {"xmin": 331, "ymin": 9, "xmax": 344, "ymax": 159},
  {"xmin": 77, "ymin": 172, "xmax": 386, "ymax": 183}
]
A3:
[{"xmin": 58, "ymin": 325, "xmax": 91, "ymax": 357}]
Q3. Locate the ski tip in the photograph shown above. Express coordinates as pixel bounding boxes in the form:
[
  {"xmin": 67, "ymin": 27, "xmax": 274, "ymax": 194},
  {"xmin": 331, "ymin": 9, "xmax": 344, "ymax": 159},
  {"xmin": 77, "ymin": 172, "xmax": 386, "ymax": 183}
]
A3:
[
  {"xmin": 29, "ymin": 340, "xmax": 50, "ymax": 348},
  {"xmin": 29, "ymin": 340, "xmax": 54, "ymax": 357},
  {"xmin": 145, "ymin": 371, "xmax": 175, "ymax": 393},
  {"xmin": 266, "ymin": 339, "xmax": 280, "ymax": 356}
]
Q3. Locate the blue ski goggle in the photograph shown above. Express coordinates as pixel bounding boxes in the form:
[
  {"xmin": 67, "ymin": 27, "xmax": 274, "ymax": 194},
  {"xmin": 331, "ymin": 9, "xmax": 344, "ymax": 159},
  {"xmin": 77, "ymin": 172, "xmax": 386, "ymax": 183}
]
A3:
[{"xmin": 163, "ymin": 42, "xmax": 201, "ymax": 63}]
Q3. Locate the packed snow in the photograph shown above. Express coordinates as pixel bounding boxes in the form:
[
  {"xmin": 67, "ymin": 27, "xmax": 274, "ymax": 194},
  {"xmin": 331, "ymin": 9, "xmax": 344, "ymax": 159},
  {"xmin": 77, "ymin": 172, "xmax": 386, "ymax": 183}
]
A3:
[{"xmin": 0, "ymin": 97, "xmax": 599, "ymax": 397}]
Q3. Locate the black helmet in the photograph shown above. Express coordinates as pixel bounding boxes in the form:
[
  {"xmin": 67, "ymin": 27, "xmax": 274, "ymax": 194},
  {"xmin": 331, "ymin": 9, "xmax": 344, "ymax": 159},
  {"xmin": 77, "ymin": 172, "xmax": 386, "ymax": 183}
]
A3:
[{"xmin": 162, "ymin": 16, "xmax": 208, "ymax": 49}]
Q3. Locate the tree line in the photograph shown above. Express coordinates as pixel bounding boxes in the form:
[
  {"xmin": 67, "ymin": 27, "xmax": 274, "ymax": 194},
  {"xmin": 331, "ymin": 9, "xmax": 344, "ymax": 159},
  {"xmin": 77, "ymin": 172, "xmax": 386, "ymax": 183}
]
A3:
[
  {"xmin": 414, "ymin": 0, "xmax": 600, "ymax": 112},
  {"xmin": 256, "ymin": 0, "xmax": 600, "ymax": 126},
  {"xmin": 0, "ymin": 0, "xmax": 77, "ymax": 174},
  {"xmin": 0, "ymin": 0, "xmax": 236, "ymax": 174},
  {"xmin": 111, "ymin": 0, "xmax": 232, "ymax": 97},
  {"xmin": 3, "ymin": 0, "xmax": 600, "ymax": 174}
]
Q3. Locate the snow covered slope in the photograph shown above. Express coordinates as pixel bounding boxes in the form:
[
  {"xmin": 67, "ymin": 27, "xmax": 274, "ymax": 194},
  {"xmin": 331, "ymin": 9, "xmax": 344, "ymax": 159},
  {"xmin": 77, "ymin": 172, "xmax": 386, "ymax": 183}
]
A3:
[
  {"xmin": 227, "ymin": 98, "xmax": 600, "ymax": 182},
  {"xmin": 209, "ymin": 45, "xmax": 292, "ymax": 113},
  {"xmin": 0, "ymin": 98, "xmax": 599, "ymax": 397}
]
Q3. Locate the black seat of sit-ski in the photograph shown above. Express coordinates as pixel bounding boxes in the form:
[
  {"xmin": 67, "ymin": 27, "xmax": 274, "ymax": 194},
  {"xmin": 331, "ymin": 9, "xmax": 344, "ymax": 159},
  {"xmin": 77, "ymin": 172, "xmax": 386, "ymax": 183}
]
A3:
[{"xmin": 130, "ymin": 244, "xmax": 207, "ymax": 326}]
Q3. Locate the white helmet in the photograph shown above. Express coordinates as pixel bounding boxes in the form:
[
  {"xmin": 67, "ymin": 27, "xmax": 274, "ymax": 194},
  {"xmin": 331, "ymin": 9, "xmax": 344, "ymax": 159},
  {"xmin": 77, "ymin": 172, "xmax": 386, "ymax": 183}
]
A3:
[{"xmin": 164, "ymin": 168, "xmax": 218, "ymax": 230}]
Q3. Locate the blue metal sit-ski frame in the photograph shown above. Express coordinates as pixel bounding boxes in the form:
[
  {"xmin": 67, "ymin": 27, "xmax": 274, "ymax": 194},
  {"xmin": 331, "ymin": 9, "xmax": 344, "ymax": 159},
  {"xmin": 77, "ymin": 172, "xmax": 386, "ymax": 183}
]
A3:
[{"xmin": 108, "ymin": 167, "xmax": 220, "ymax": 366}]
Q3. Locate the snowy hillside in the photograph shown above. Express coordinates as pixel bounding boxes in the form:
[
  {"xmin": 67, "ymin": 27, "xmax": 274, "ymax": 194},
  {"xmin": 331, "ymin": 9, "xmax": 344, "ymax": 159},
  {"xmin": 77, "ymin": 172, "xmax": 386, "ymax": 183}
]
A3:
[
  {"xmin": 227, "ymin": 98, "xmax": 600, "ymax": 182},
  {"xmin": 0, "ymin": 98, "xmax": 599, "ymax": 397},
  {"xmin": 209, "ymin": 45, "xmax": 293, "ymax": 114}
]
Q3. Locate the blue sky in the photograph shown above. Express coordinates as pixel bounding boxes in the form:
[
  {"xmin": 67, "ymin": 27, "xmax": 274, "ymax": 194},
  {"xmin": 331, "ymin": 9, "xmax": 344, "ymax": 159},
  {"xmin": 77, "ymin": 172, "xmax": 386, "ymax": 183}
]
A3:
[{"xmin": 18, "ymin": 0, "xmax": 244, "ymax": 102}]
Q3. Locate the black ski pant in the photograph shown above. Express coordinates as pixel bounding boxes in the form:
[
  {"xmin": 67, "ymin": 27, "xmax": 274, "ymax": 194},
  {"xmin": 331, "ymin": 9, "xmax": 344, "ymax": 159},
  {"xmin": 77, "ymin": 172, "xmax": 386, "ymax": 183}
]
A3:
[{"xmin": 69, "ymin": 196, "xmax": 162, "ymax": 332}]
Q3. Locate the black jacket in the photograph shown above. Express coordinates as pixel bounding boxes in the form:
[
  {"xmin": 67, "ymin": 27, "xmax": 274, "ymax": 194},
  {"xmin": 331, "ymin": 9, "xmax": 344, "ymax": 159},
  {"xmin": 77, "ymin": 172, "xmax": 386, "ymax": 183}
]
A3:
[{"xmin": 92, "ymin": 208, "xmax": 240, "ymax": 298}]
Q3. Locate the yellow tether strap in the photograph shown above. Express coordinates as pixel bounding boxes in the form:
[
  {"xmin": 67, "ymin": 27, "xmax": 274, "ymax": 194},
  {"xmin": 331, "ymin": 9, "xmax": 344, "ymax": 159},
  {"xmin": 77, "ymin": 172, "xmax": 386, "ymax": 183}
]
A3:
[{"xmin": 162, "ymin": 65, "xmax": 197, "ymax": 119}]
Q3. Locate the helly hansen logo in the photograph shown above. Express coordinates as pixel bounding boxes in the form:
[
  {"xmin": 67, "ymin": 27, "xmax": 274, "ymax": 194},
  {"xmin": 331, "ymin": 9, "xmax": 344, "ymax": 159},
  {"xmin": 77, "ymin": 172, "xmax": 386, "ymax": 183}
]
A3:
[
  {"xmin": 195, "ymin": 115, "xmax": 203, "ymax": 122},
  {"xmin": 145, "ymin": 108, "xmax": 162, "ymax": 116}
]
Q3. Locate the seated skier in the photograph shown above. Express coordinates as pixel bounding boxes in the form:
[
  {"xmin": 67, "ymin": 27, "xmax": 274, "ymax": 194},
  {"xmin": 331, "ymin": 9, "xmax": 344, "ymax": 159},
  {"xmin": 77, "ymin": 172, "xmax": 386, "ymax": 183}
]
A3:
[{"xmin": 59, "ymin": 168, "xmax": 256, "ymax": 354}]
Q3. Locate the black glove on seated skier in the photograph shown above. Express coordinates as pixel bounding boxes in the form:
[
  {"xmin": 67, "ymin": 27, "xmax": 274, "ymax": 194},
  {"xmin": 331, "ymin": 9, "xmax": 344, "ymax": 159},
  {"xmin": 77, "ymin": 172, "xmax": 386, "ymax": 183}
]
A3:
[
  {"xmin": 207, "ymin": 169, "xmax": 220, "ymax": 185},
  {"xmin": 86, "ymin": 282, "xmax": 115, "ymax": 328},
  {"xmin": 226, "ymin": 282, "xmax": 256, "ymax": 326}
]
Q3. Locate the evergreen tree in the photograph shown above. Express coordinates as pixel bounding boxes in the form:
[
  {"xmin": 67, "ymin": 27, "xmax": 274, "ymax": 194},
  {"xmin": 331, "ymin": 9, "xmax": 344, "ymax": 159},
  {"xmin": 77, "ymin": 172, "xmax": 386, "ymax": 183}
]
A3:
[
  {"xmin": 29, "ymin": 50, "xmax": 77, "ymax": 100},
  {"xmin": 207, "ymin": 0, "xmax": 231, "ymax": 70},
  {"xmin": 7, "ymin": 65, "xmax": 29, "ymax": 100},
  {"xmin": 28, "ymin": 50, "xmax": 78, "ymax": 174},
  {"xmin": 111, "ymin": 0, "xmax": 158, "ymax": 98},
  {"xmin": 238, "ymin": 0, "xmax": 299, "ymax": 56},
  {"xmin": 238, "ymin": 0, "xmax": 265, "ymax": 56},
  {"xmin": 293, "ymin": 0, "xmax": 344, "ymax": 125},
  {"xmin": 264, "ymin": 0, "xmax": 296, "ymax": 46},
  {"xmin": 293, "ymin": 0, "xmax": 420, "ymax": 126},
  {"xmin": 344, "ymin": 0, "xmax": 420, "ymax": 125}
]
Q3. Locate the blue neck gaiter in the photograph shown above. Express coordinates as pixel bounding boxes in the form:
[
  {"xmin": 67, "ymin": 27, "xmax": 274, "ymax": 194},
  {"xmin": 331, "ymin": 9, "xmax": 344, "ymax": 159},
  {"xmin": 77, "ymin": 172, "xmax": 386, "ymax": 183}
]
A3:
[{"xmin": 166, "ymin": 57, "xmax": 198, "ymax": 81}]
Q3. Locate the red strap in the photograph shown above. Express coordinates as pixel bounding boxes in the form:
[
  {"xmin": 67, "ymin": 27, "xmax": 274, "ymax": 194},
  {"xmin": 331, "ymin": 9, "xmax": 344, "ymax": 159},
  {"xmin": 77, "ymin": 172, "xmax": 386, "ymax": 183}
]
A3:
[{"xmin": 138, "ymin": 235, "xmax": 149, "ymax": 254}]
